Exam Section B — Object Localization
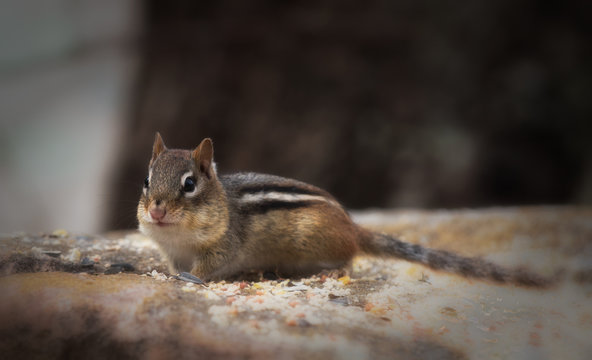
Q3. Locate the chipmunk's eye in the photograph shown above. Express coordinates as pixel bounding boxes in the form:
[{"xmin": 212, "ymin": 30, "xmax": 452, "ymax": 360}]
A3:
[
  {"xmin": 144, "ymin": 176, "xmax": 149, "ymax": 188},
  {"xmin": 183, "ymin": 177, "xmax": 196, "ymax": 193}
]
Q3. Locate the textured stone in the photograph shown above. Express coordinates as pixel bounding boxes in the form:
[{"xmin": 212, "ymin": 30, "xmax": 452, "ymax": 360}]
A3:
[{"xmin": 1, "ymin": 207, "xmax": 591, "ymax": 359}]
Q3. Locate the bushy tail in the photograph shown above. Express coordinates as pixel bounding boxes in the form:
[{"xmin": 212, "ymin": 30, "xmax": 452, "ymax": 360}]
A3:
[{"xmin": 360, "ymin": 231, "xmax": 558, "ymax": 287}]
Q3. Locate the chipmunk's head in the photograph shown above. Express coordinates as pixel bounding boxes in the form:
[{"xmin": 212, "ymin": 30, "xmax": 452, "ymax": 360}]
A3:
[{"xmin": 137, "ymin": 132, "xmax": 224, "ymax": 232}]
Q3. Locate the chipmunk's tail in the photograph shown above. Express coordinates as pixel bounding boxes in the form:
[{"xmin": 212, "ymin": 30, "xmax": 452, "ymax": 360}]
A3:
[{"xmin": 360, "ymin": 231, "xmax": 559, "ymax": 288}]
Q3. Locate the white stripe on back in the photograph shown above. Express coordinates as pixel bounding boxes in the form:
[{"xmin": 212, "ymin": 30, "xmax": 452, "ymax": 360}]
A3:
[{"xmin": 240, "ymin": 191, "xmax": 332, "ymax": 205}]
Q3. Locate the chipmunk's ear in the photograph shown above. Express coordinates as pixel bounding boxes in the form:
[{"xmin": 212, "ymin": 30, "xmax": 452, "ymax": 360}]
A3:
[
  {"xmin": 192, "ymin": 138, "xmax": 215, "ymax": 179},
  {"xmin": 150, "ymin": 132, "xmax": 167, "ymax": 165}
]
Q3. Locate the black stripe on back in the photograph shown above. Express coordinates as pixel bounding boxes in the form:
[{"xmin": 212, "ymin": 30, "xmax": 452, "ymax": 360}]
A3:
[
  {"xmin": 239, "ymin": 184, "xmax": 322, "ymax": 196},
  {"xmin": 240, "ymin": 200, "xmax": 315, "ymax": 215}
]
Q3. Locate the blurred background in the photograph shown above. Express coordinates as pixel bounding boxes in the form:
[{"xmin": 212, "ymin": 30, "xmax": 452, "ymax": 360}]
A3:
[{"xmin": 0, "ymin": 0, "xmax": 590, "ymax": 233}]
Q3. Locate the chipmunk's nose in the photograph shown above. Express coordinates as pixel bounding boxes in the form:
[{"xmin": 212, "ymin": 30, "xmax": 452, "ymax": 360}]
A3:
[{"xmin": 149, "ymin": 206, "xmax": 166, "ymax": 221}]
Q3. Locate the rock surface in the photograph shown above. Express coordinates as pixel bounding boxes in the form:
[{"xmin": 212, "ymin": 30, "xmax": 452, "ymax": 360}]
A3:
[{"xmin": 1, "ymin": 207, "xmax": 591, "ymax": 359}]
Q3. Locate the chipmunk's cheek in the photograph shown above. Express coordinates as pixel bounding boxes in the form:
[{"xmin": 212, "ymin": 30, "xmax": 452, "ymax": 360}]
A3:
[
  {"xmin": 179, "ymin": 212, "xmax": 201, "ymax": 229},
  {"xmin": 142, "ymin": 209, "xmax": 154, "ymax": 223},
  {"xmin": 137, "ymin": 206, "xmax": 149, "ymax": 224},
  {"xmin": 176, "ymin": 216, "xmax": 189, "ymax": 228}
]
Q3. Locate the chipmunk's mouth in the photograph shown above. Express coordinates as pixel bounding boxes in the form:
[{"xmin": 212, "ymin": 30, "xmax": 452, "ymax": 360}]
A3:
[{"xmin": 155, "ymin": 221, "xmax": 174, "ymax": 227}]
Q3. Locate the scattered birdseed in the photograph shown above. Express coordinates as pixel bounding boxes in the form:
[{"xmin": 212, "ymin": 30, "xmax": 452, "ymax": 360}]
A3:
[
  {"xmin": 41, "ymin": 250, "xmax": 62, "ymax": 258},
  {"xmin": 64, "ymin": 248, "xmax": 81, "ymax": 263},
  {"xmin": 148, "ymin": 270, "xmax": 169, "ymax": 281},
  {"xmin": 52, "ymin": 229, "xmax": 69, "ymax": 238},
  {"xmin": 80, "ymin": 257, "xmax": 95, "ymax": 267}
]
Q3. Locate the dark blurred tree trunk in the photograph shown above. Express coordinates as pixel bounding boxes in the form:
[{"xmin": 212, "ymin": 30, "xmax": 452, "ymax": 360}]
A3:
[{"xmin": 106, "ymin": 0, "xmax": 591, "ymax": 230}]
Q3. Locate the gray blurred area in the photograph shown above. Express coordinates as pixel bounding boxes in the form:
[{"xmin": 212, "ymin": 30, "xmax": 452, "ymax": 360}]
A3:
[
  {"xmin": 0, "ymin": 1, "xmax": 590, "ymax": 233},
  {"xmin": 0, "ymin": 0, "xmax": 140, "ymax": 232}
]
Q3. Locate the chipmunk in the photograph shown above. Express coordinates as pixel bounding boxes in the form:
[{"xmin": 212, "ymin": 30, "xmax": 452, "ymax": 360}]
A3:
[{"xmin": 138, "ymin": 133, "xmax": 554, "ymax": 286}]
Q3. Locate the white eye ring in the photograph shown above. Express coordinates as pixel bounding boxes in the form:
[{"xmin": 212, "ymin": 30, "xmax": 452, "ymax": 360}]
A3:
[
  {"xmin": 181, "ymin": 171, "xmax": 198, "ymax": 198},
  {"xmin": 143, "ymin": 169, "xmax": 153, "ymax": 196}
]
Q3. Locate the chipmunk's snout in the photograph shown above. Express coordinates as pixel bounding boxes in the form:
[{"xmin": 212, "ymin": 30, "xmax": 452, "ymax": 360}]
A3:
[
  {"xmin": 150, "ymin": 208, "xmax": 166, "ymax": 221},
  {"xmin": 149, "ymin": 203, "xmax": 167, "ymax": 221}
]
